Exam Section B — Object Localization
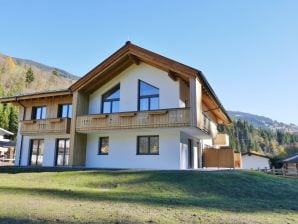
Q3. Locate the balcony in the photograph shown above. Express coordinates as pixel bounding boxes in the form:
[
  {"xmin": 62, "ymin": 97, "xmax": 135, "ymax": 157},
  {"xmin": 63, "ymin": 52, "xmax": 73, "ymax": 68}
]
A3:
[
  {"xmin": 20, "ymin": 118, "xmax": 71, "ymax": 135},
  {"xmin": 213, "ymin": 134, "xmax": 230, "ymax": 147},
  {"xmin": 76, "ymin": 108, "xmax": 190, "ymax": 133}
]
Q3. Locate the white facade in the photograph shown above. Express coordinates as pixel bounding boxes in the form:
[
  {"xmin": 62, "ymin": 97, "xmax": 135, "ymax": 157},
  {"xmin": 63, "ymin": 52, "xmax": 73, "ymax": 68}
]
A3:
[
  {"xmin": 16, "ymin": 134, "xmax": 70, "ymax": 166},
  {"xmin": 242, "ymin": 155, "xmax": 269, "ymax": 170},
  {"xmin": 89, "ymin": 63, "xmax": 181, "ymax": 114}
]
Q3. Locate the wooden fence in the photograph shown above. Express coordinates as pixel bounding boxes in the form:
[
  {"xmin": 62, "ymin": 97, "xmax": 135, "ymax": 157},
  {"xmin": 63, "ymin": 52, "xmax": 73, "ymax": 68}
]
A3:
[
  {"xmin": 203, "ymin": 148, "xmax": 241, "ymax": 168},
  {"xmin": 262, "ymin": 168, "xmax": 298, "ymax": 178}
]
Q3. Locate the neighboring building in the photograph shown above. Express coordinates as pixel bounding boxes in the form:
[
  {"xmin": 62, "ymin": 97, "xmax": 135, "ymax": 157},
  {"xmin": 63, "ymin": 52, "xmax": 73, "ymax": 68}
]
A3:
[
  {"xmin": 283, "ymin": 154, "xmax": 298, "ymax": 174},
  {"xmin": 0, "ymin": 128, "xmax": 16, "ymax": 164},
  {"xmin": 242, "ymin": 151, "xmax": 270, "ymax": 170},
  {"xmin": 0, "ymin": 42, "xmax": 231, "ymax": 169}
]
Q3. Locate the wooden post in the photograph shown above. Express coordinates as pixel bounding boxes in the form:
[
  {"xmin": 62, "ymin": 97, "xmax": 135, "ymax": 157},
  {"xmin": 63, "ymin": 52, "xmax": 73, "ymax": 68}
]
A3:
[{"xmin": 189, "ymin": 78, "xmax": 202, "ymax": 128}]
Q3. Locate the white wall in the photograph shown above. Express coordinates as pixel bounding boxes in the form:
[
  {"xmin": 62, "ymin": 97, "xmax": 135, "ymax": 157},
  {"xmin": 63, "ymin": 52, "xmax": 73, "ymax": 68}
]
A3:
[
  {"xmin": 89, "ymin": 63, "xmax": 181, "ymax": 114},
  {"xmin": 85, "ymin": 130, "xmax": 180, "ymax": 169},
  {"xmin": 242, "ymin": 155, "xmax": 269, "ymax": 170},
  {"xmin": 18, "ymin": 134, "xmax": 70, "ymax": 167},
  {"xmin": 179, "ymin": 131, "xmax": 201, "ymax": 169}
]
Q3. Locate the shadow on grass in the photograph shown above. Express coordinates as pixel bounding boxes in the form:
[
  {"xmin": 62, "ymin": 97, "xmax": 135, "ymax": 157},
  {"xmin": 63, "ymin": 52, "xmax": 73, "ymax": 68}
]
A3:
[
  {"xmin": 1, "ymin": 168, "xmax": 298, "ymax": 213},
  {"xmin": 0, "ymin": 166, "xmax": 122, "ymax": 174},
  {"xmin": 0, "ymin": 217, "xmax": 140, "ymax": 224}
]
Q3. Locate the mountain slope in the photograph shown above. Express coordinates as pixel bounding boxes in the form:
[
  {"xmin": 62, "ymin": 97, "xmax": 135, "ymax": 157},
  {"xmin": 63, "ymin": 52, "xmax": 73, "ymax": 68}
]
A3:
[
  {"xmin": 228, "ymin": 110, "xmax": 298, "ymax": 133},
  {"xmin": 0, "ymin": 52, "xmax": 79, "ymax": 96}
]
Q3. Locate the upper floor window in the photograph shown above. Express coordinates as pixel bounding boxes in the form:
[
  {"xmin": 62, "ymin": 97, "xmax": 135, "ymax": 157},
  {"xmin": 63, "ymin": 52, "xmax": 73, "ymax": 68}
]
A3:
[
  {"xmin": 58, "ymin": 104, "xmax": 72, "ymax": 118},
  {"xmin": 138, "ymin": 80, "xmax": 159, "ymax": 111},
  {"xmin": 32, "ymin": 106, "xmax": 47, "ymax": 120},
  {"xmin": 102, "ymin": 84, "xmax": 120, "ymax": 114}
]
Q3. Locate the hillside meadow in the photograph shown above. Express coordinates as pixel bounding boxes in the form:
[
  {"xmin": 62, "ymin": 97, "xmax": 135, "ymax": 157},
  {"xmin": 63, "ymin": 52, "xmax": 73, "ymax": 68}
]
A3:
[{"xmin": 0, "ymin": 168, "xmax": 297, "ymax": 223}]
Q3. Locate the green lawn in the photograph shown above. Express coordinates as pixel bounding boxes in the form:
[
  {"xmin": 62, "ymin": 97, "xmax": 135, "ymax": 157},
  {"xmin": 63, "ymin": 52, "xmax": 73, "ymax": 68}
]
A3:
[{"xmin": 0, "ymin": 168, "xmax": 297, "ymax": 224}]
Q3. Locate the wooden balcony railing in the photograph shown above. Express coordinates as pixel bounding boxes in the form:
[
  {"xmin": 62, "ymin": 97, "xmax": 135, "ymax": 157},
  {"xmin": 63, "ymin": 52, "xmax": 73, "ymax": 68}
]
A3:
[
  {"xmin": 76, "ymin": 108, "xmax": 190, "ymax": 132},
  {"xmin": 20, "ymin": 118, "xmax": 71, "ymax": 135}
]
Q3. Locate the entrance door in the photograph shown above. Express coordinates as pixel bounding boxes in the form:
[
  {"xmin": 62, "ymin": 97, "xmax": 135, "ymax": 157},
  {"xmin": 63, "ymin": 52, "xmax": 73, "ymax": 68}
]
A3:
[
  {"xmin": 30, "ymin": 139, "xmax": 44, "ymax": 166},
  {"xmin": 56, "ymin": 139, "xmax": 70, "ymax": 166},
  {"xmin": 188, "ymin": 139, "xmax": 193, "ymax": 169}
]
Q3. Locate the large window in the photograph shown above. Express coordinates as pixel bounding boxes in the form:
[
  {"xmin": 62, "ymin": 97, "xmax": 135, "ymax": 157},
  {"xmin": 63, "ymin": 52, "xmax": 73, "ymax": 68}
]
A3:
[
  {"xmin": 30, "ymin": 139, "xmax": 44, "ymax": 166},
  {"xmin": 58, "ymin": 104, "xmax": 72, "ymax": 118},
  {"xmin": 138, "ymin": 80, "xmax": 159, "ymax": 111},
  {"xmin": 98, "ymin": 137, "xmax": 109, "ymax": 155},
  {"xmin": 56, "ymin": 139, "xmax": 70, "ymax": 166},
  {"xmin": 32, "ymin": 106, "xmax": 47, "ymax": 120},
  {"xmin": 102, "ymin": 84, "xmax": 120, "ymax": 113},
  {"xmin": 137, "ymin": 136, "xmax": 159, "ymax": 155}
]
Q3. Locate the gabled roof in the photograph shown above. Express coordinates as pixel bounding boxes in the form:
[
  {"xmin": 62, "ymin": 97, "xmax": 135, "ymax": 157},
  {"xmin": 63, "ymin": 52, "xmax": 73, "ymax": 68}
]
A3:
[
  {"xmin": 242, "ymin": 151, "xmax": 271, "ymax": 159},
  {"xmin": 70, "ymin": 42, "xmax": 231, "ymax": 124},
  {"xmin": 283, "ymin": 154, "xmax": 298, "ymax": 163},
  {"xmin": 0, "ymin": 128, "xmax": 14, "ymax": 136}
]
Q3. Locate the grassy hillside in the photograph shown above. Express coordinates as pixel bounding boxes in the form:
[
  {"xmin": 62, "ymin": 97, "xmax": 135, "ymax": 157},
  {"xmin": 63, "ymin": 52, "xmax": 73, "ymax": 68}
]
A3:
[{"xmin": 0, "ymin": 169, "xmax": 297, "ymax": 223}]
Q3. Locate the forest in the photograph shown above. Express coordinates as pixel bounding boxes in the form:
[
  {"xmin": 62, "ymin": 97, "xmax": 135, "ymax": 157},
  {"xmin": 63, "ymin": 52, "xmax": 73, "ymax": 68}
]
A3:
[{"xmin": 219, "ymin": 119, "xmax": 298, "ymax": 156}]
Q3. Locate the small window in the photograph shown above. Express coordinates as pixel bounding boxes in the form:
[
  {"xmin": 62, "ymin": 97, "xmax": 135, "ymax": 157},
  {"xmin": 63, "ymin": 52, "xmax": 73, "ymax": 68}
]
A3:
[
  {"xmin": 98, "ymin": 137, "xmax": 109, "ymax": 155},
  {"xmin": 137, "ymin": 136, "xmax": 159, "ymax": 155},
  {"xmin": 138, "ymin": 80, "xmax": 159, "ymax": 111},
  {"xmin": 58, "ymin": 104, "xmax": 72, "ymax": 118},
  {"xmin": 32, "ymin": 106, "xmax": 47, "ymax": 120},
  {"xmin": 102, "ymin": 84, "xmax": 120, "ymax": 113}
]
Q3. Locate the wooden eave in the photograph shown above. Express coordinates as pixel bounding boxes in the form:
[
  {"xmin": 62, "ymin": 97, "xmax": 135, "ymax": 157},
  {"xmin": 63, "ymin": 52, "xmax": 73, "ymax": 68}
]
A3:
[
  {"xmin": 69, "ymin": 41, "xmax": 231, "ymax": 124},
  {"xmin": 69, "ymin": 42, "xmax": 198, "ymax": 94},
  {"xmin": 0, "ymin": 90, "xmax": 72, "ymax": 104}
]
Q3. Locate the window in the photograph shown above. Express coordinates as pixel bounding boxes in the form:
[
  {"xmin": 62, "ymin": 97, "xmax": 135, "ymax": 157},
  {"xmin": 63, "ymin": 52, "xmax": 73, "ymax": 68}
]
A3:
[
  {"xmin": 138, "ymin": 80, "xmax": 159, "ymax": 111},
  {"xmin": 56, "ymin": 139, "xmax": 70, "ymax": 166},
  {"xmin": 58, "ymin": 104, "xmax": 72, "ymax": 118},
  {"xmin": 98, "ymin": 137, "xmax": 109, "ymax": 155},
  {"xmin": 102, "ymin": 84, "xmax": 120, "ymax": 113},
  {"xmin": 29, "ymin": 139, "xmax": 44, "ymax": 166},
  {"xmin": 32, "ymin": 106, "xmax": 47, "ymax": 120},
  {"xmin": 137, "ymin": 136, "xmax": 159, "ymax": 155}
]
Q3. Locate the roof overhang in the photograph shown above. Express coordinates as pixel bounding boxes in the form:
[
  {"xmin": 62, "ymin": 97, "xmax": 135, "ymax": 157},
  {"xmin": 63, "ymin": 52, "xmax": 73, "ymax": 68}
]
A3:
[
  {"xmin": 0, "ymin": 89, "xmax": 72, "ymax": 104},
  {"xmin": 242, "ymin": 151, "xmax": 270, "ymax": 159},
  {"xmin": 69, "ymin": 42, "xmax": 231, "ymax": 124}
]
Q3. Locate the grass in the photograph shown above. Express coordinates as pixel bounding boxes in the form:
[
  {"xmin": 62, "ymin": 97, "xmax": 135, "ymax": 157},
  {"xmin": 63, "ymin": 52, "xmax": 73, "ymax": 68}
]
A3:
[{"xmin": 0, "ymin": 168, "xmax": 297, "ymax": 223}]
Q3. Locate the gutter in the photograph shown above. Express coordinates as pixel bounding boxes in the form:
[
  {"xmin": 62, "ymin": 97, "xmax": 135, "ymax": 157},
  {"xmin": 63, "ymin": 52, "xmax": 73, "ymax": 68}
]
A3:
[{"xmin": 15, "ymin": 97, "xmax": 26, "ymax": 167}]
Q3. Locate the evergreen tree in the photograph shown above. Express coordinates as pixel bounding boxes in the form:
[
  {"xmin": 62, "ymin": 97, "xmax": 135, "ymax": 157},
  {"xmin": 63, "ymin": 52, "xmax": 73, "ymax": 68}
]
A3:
[
  {"xmin": 8, "ymin": 105, "xmax": 19, "ymax": 137},
  {"xmin": 25, "ymin": 67, "xmax": 35, "ymax": 85}
]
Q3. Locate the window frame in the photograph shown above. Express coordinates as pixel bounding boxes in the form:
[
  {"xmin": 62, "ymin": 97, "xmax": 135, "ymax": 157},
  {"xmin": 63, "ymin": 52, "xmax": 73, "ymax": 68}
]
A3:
[
  {"xmin": 98, "ymin": 137, "xmax": 109, "ymax": 155},
  {"xmin": 29, "ymin": 139, "xmax": 44, "ymax": 166},
  {"xmin": 137, "ymin": 135, "xmax": 159, "ymax": 155},
  {"xmin": 58, "ymin": 104, "xmax": 72, "ymax": 118},
  {"xmin": 101, "ymin": 84, "xmax": 120, "ymax": 114},
  {"xmin": 55, "ymin": 139, "xmax": 70, "ymax": 166},
  {"xmin": 138, "ymin": 80, "xmax": 159, "ymax": 111},
  {"xmin": 31, "ymin": 106, "xmax": 47, "ymax": 120}
]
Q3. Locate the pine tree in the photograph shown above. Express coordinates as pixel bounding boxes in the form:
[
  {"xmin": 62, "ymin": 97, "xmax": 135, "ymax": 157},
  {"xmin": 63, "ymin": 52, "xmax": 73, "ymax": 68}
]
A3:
[{"xmin": 25, "ymin": 67, "xmax": 35, "ymax": 85}]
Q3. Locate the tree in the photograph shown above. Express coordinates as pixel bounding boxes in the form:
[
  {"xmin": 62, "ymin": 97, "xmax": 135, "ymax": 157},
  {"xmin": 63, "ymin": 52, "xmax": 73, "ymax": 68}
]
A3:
[
  {"xmin": 52, "ymin": 70, "xmax": 59, "ymax": 76},
  {"xmin": 8, "ymin": 105, "xmax": 19, "ymax": 137},
  {"xmin": 25, "ymin": 67, "xmax": 35, "ymax": 85},
  {"xmin": 0, "ymin": 104, "xmax": 9, "ymax": 130}
]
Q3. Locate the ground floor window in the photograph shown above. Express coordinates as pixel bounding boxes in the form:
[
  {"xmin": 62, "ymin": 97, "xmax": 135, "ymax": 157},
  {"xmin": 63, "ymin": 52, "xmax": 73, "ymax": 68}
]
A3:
[
  {"xmin": 56, "ymin": 139, "xmax": 70, "ymax": 166},
  {"xmin": 137, "ymin": 136, "xmax": 159, "ymax": 155},
  {"xmin": 98, "ymin": 137, "xmax": 109, "ymax": 155},
  {"xmin": 30, "ymin": 139, "xmax": 44, "ymax": 166}
]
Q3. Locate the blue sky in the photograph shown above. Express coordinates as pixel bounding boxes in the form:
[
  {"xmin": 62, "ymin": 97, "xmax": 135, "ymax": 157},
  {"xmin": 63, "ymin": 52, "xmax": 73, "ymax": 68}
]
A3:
[{"xmin": 1, "ymin": 0, "xmax": 298, "ymax": 124}]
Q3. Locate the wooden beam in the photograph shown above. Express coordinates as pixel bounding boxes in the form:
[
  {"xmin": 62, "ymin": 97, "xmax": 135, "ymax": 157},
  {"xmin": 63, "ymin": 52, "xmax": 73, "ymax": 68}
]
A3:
[
  {"xmin": 168, "ymin": 71, "xmax": 178, "ymax": 81},
  {"xmin": 128, "ymin": 54, "xmax": 140, "ymax": 65}
]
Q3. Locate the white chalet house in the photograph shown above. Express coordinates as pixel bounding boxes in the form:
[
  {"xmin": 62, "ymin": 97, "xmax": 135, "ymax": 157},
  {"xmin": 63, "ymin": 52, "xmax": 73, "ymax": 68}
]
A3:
[{"xmin": 0, "ymin": 42, "xmax": 231, "ymax": 170}]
